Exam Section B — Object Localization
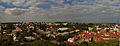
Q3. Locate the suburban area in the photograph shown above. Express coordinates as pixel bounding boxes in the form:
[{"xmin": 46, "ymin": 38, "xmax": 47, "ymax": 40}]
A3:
[{"xmin": 0, "ymin": 22, "xmax": 120, "ymax": 46}]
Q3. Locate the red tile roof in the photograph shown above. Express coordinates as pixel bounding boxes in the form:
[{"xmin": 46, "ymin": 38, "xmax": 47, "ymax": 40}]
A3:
[{"xmin": 65, "ymin": 30, "xmax": 120, "ymax": 45}]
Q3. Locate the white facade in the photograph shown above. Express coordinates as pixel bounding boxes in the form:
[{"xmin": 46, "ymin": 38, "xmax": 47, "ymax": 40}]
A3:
[
  {"xmin": 67, "ymin": 38, "xmax": 75, "ymax": 42},
  {"xmin": 58, "ymin": 28, "xmax": 69, "ymax": 31},
  {"xmin": 25, "ymin": 36, "xmax": 35, "ymax": 40},
  {"xmin": 88, "ymin": 27, "xmax": 93, "ymax": 30},
  {"xmin": 13, "ymin": 35, "xmax": 19, "ymax": 41}
]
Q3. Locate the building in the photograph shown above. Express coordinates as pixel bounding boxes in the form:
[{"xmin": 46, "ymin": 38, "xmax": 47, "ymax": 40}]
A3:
[
  {"xmin": 67, "ymin": 38, "xmax": 75, "ymax": 42},
  {"xmin": 25, "ymin": 36, "xmax": 35, "ymax": 41},
  {"xmin": 58, "ymin": 28, "xmax": 69, "ymax": 31},
  {"xmin": 65, "ymin": 30, "xmax": 120, "ymax": 45}
]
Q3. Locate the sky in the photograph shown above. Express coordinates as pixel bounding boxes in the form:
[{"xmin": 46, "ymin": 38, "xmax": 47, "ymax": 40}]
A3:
[{"xmin": 0, "ymin": 0, "xmax": 120, "ymax": 23}]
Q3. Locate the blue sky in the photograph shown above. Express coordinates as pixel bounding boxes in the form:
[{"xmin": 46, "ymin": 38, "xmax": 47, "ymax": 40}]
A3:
[
  {"xmin": 0, "ymin": 0, "xmax": 120, "ymax": 23},
  {"xmin": 0, "ymin": 0, "xmax": 120, "ymax": 9},
  {"xmin": 0, "ymin": 0, "xmax": 73, "ymax": 9},
  {"xmin": 0, "ymin": 0, "xmax": 117, "ymax": 9}
]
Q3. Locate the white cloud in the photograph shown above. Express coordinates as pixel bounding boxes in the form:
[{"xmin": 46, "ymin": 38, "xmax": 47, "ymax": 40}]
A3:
[
  {"xmin": 0, "ymin": 6, "xmax": 5, "ymax": 13},
  {"xmin": 1, "ymin": 5, "xmax": 120, "ymax": 23},
  {"xmin": 48, "ymin": 5, "xmax": 120, "ymax": 23},
  {"xmin": 1, "ymin": 0, "xmax": 120, "ymax": 7},
  {"xmin": 1, "ymin": 0, "xmax": 120, "ymax": 23},
  {"xmin": 1, "ymin": 0, "xmax": 49, "ymax": 7},
  {"xmin": 4, "ymin": 8, "xmax": 29, "ymax": 15}
]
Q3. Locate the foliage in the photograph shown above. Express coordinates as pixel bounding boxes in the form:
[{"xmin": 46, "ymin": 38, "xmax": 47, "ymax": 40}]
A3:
[
  {"xmin": 80, "ymin": 41, "xmax": 89, "ymax": 46},
  {"xmin": 56, "ymin": 37, "xmax": 68, "ymax": 42}
]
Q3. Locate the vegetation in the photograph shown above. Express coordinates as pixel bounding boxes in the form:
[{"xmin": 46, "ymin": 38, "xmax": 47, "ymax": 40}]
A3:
[{"xmin": 0, "ymin": 38, "xmax": 119, "ymax": 46}]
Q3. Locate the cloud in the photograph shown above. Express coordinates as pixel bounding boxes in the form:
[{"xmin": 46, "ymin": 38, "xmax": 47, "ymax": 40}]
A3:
[
  {"xmin": 4, "ymin": 8, "xmax": 29, "ymax": 15},
  {"xmin": 1, "ymin": 5, "xmax": 120, "ymax": 23},
  {"xmin": 48, "ymin": 5, "xmax": 120, "ymax": 23},
  {"xmin": 1, "ymin": 0, "xmax": 120, "ymax": 7},
  {"xmin": 1, "ymin": 0, "xmax": 120, "ymax": 23},
  {"xmin": 90, "ymin": 0, "xmax": 120, "ymax": 6},
  {"xmin": 0, "ymin": 0, "xmax": 48, "ymax": 7},
  {"xmin": 0, "ymin": 5, "xmax": 5, "ymax": 13},
  {"xmin": 0, "ymin": 5, "xmax": 5, "ymax": 22}
]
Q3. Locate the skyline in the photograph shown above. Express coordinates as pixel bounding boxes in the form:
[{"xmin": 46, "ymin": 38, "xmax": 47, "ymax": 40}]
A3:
[{"xmin": 0, "ymin": 0, "xmax": 120, "ymax": 23}]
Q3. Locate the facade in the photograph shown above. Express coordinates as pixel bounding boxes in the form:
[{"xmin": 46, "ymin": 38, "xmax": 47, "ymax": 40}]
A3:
[{"xmin": 68, "ymin": 38, "xmax": 75, "ymax": 42}]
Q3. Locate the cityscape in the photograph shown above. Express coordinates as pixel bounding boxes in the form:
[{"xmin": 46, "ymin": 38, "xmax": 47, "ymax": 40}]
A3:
[
  {"xmin": 1, "ymin": 0, "xmax": 120, "ymax": 46},
  {"xmin": 0, "ymin": 22, "xmax": 119, "ymax": 46}
]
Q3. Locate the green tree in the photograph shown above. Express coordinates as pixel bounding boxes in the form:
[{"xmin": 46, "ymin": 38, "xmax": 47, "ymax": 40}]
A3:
[
  {"xmin": 103, "ymin": 40, "xmax": 119, "ymax": 46},
  {"xmin": 56, "ymin": 37, "xmax": 68, "ymax": 42},
  {"xmin": 89, "ymin": 41, "xmax": 98, "ymax": 46},
  {"xmin": 97, "ymin": 42, "xmax": 104, "ymax": 46},
  {"xmin": 80, "ymin": 41, "xmax": 89, "ymax": 46},
  {"xmin": 7, "ymin": 29, "xmax": 12, "ymax": 34},
  {"xmin": 1, "ymin": 39, "xmax": 13, "ymax": 46}
]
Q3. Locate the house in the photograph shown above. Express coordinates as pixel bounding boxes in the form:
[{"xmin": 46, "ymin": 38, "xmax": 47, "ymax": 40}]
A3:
[
  {"xmin": 88, "ymin": 27, "xmax": 93, "ymax": 31},
  {"xmin": 62, "ymin": 23, "xmax": 68, "ymax": 25},
  {"xmin": 65, "ymin": 29, "xmax": 120, "ymax": 45},
  {"xmin": 61, "ymin": 32, "xmax": 69, "ymax": 35},
  {"xmin": 75, "ymin": 29, "xmax": 80, "ymax": 32},
  {"xmin": 12, "ymin": 27, "xmax": 22, "ymax": 32},
  {"xmin": 13, "ymin": 35, "xmax": 19, "ymax": 41},
  {"xmin": 67, "ymin": 38, "xmax": 75, "ymax": 42},
  {"xmin": 25, "ymin": 36, "xmax": 35, "ymax": 41},
  {"xmin": 57, "ymin": 32, "xmax": 69, "ymax": 36},
  {"xmin": 70, "ymin": 31, "xmax": 74, "ymax": 33},
  {"xmin": 47, "ymin": 34, "xmax": 56, "ymax": 38},
  {"xmin": 2, "ymin": 35, "xmax": 10, "ymax": 39},
  {"xmin": 58, "ymin": 27, "xmax": 69, "ymax": 31},
  {"xmin": 55, "ymin": 23, "xmax": 60, "ymax": 25},
  {"xmin": 27, "ymin": 25, "xmax": 34, "ymax": 30}
]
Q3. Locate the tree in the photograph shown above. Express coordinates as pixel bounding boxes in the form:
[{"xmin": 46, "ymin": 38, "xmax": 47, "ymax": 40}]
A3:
[
  {"xmin": 97, "ymin": 40, "xmax": 119, "ymax": 46},
  {"xmin": 56, "ymin": 37, "xmax": 68, "ymax": 42},
  {"xmin": 80, "ymin": 41, "xmax": 89, "ymax": 46},
  {"xmin": 89, "ymin": 41, "xmax": 98, "ymax": 46},
  {"xmin": 1, "ymin": 39, "xmax": 13, "ymax": 46},
  {"xmin": 103, "ymin": 40, "xmax": 119, "ymax": 46},
  {"xmin": 17, "ymin": 35, "xmax": 25, "ymax": 42},
  {"xmin": 59, "ymin": 42, "xmax": 72, "ymax": 46},
  {"xmin": 23, "ymin": 40, "xmax": 57, "ymax": 46},
  {"xmin": 7, "ymin": 29, "xmax": 12, "ymax": 34},
  {"xmin": 97, "ymin": 42, "xmax": 104, "ymax": 46}
]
